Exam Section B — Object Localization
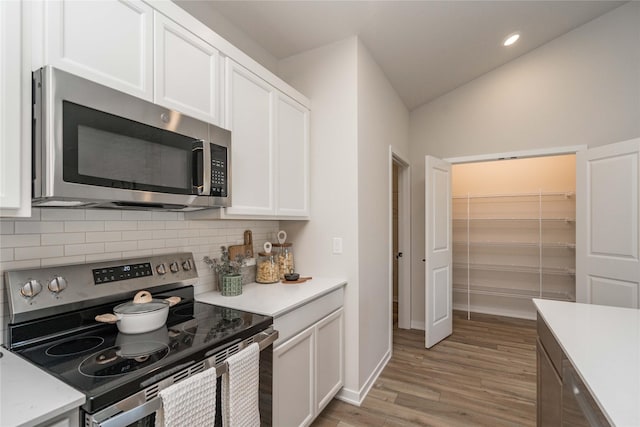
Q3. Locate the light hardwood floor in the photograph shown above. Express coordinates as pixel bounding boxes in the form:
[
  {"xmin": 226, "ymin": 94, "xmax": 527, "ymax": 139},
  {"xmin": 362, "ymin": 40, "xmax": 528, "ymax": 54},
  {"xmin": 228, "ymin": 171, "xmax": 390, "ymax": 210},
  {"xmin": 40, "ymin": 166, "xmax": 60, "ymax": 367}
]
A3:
[{"xmin": 312, "ymin": 311, "xmax": 537, "ymax": 427}]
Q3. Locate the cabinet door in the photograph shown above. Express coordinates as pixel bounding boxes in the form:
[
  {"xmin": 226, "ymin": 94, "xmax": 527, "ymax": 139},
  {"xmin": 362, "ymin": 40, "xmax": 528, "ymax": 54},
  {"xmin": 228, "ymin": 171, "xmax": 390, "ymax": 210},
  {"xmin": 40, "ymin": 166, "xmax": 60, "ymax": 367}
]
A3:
[
  {"xmin": 537, "ymin": 340, "xmax": 562, "ymax": 427},
  {"xmin": 273, "ymin": 327, "xmax": 315, "ymax": 427},
  {"xmin": 154, "ymin": 12, "xmax": 221, "ymax": 125},
  {"xmin": 0, "ymin": 0, "xmax": 30, "ymax": 217},
  {"xmin": 225, "ymin": 59, "xmax": 275, "ymax": 216},
  {"xmin": 315, "ymin": 308, "xmax": 344, "ymax": 413},
  {"xmin": 276, "ymin": 94, "xmax": 310, "ymax": 217},
  {"xmin": 46, "ymin": 0, "xmax": 153, "ymax": 100}
]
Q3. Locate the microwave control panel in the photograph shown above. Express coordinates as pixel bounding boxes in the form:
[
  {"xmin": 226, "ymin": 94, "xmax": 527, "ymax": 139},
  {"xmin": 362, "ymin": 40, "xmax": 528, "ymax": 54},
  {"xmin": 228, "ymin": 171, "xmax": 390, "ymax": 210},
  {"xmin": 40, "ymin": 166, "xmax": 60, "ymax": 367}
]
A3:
[{"xmin": 210, "ymin": 145, "xmax": 227, "ymax": 197}]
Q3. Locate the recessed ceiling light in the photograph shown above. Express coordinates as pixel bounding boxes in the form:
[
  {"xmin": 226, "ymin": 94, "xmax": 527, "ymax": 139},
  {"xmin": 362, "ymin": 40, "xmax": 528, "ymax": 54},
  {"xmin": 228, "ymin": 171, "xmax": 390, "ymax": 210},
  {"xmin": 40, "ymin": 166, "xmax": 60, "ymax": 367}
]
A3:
[{"xmin": 503, "ymin": 32, "xmax": 520, "ymax": 47}]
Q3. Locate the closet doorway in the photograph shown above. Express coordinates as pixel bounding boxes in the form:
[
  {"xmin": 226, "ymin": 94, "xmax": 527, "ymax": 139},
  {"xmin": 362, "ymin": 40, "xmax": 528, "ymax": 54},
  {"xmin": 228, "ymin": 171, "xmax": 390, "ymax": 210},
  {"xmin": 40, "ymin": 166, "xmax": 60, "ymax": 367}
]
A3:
[
  {"xmin": 451, "ymin": 154, "xmax": 577, "ymax": 320},
  {"xmin": 391, "ymin": 148, "xmax": 411, "ymax": 333}
]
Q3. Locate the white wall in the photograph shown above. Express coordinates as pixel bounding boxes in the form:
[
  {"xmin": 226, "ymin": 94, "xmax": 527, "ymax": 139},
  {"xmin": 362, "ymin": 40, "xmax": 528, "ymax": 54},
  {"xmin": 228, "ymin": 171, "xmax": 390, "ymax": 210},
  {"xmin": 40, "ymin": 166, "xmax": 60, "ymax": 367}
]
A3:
[
  {"xmin": 409, "ymin": 2, "xmax": 640, "ymax": 325},
  {"xmin": 278, "ymin": 38, "xmax": 361, "ymax": 398},
  {"xmin": 278, "ymin": 37, "xmax": 410, "ymax": 403},
  {"xmin": 0, "ymin": 208, "xmax": 278, "ymax": 345},
  {"xmin": 356, "ymin": 39, "xmax": 409, "ymax": 385}
]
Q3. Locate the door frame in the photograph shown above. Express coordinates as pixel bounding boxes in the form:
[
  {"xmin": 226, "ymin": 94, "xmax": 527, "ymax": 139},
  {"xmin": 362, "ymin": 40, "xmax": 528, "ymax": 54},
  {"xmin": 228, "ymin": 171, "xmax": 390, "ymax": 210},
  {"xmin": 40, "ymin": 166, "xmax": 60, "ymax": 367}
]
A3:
[
  {"xmin": 445, "ymin": 145, "xmax": 586, "ymax": 165},
  {"xmin": 389, "ymin": 146, "xmax": 411, "ymax": 332}
]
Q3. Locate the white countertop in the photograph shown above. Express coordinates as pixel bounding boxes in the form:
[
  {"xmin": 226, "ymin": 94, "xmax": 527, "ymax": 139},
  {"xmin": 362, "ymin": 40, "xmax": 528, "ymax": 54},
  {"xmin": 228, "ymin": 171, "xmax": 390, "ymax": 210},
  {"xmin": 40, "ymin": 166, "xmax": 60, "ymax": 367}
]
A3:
[
  {"xmin": 0, "ymin": 348, "xmax": 85, "ymax": 427},
  {"xmin": 196, "ymin": 277, "xmax": 347, "ymax": 317},
  {"xmin": 533, "ymin": 299, "xmax": 640, "ymax": 426}
]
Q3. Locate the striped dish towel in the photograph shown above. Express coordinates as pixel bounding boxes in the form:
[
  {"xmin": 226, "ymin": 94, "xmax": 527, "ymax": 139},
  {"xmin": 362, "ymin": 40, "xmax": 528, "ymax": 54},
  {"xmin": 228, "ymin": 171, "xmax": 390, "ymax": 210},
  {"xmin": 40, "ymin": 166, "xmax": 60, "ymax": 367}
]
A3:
[
  {"xmin": 156, "ymin": 367, "xmax": 217, "ymax": 427},
  {"xmin": 222, "ymin": 343, "xmax": 260, "ymax": 427}
]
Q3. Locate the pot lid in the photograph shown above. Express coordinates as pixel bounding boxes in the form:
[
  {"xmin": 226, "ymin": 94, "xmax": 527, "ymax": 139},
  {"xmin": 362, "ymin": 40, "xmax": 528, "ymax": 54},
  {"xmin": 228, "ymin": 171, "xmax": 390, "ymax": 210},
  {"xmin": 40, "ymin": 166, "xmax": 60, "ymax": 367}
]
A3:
[{"xmin": 113, "ymin": 299, "xmax": 168, "ymax": 314}]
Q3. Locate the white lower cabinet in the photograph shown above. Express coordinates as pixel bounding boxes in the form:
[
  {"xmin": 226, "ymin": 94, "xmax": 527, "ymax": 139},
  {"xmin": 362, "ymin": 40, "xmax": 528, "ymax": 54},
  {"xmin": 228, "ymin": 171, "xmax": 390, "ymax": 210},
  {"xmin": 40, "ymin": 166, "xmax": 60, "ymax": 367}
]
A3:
[{"xmin": 273, "ymin": 308, "xmax": 344, "ymax": 427}]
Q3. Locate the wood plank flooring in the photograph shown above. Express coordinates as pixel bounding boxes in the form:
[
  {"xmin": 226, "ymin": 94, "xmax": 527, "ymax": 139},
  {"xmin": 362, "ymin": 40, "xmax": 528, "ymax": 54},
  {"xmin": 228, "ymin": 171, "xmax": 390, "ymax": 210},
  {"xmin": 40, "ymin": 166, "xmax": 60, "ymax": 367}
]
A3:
[{"xmin": 312, "ymin": 311, "xmax": 537, "ymax": 427}]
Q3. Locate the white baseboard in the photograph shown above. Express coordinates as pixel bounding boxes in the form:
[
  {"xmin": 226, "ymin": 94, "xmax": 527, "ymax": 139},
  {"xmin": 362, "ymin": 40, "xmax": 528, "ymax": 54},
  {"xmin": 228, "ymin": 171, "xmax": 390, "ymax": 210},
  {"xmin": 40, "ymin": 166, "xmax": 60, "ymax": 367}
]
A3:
[{"xmin": 335, "ymin": 348, "xmax": 391, "ymax": 406}]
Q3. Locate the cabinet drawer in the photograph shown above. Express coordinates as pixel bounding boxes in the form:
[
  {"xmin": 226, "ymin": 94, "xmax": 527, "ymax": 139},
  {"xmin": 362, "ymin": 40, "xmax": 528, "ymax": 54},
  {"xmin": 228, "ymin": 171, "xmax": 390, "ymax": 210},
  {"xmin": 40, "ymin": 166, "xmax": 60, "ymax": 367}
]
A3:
[
  {"xmin": 537, "ymin": 316, "xmax": 565, "ymax": 376},
  {"xmin": 274, "ymin": 287, "xmax": 344, "ymax": 346}
]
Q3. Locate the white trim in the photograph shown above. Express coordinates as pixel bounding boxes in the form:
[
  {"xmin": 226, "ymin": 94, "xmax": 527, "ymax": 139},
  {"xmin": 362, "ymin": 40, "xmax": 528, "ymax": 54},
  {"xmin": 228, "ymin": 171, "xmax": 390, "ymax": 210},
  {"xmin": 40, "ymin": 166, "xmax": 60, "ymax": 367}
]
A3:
[
  {"xmin": 411, "ymin": 320, "xmax": 426, "ymax": 331},
  {"xmin": 445, "ymin": 145, "xmax": 587, "ymax": 164},
  {"xmin": 390, "ymin": 146, "xmax": 412, "ymax": 331},
  {"xmin": 334, "ymin": 348, "xmax": 391, "ymax": 406}
]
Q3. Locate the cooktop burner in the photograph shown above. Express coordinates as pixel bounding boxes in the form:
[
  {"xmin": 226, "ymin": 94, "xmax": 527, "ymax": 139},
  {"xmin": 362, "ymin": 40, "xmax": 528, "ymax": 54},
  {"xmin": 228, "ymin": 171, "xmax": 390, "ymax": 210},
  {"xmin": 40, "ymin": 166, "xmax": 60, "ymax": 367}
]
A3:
[
  {"xmin": 79, "ymin": 342, "xmax": 170, "ymax": 377},
  {"xmin": 45, "ymin": 336, "xmax": 105, "ymax": 357}
]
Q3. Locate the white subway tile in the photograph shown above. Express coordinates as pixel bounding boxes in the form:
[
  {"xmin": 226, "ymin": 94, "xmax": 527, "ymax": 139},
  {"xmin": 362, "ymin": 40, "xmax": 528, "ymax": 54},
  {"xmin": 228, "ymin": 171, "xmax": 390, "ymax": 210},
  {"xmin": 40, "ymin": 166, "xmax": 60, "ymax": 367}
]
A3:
[
  {"xmin": 65, "ymin": 221, "xmax": 105, "ymax": 232},
  {"xmin": 41, "ymin": 233, "xmax": 85, "ymax": 246},
  {"xmin": 0, "ymin": 234, "xmax": 40, "ymax": 248},
  {"xmin": 0, "ymin": 221, "xmax": 14, "ymax": 234},
  {"xmin": 126, "ymin": 231, "xmax": 153, "ymax": 240},
  {"xmin": 122, "ymin": 211, "xmax": 152, "ymax": 221},
  {"xmin": 165, "ymin": 238, "xmax": 190, "ymax": 247},
  {"xmin": 137, "ymin": 221, "xmax": 165, "ymax": 231},
  {"xmin": 15, "ymin": 245, "xmax": 64, "ymax": 260},
  {"xmin": 15, "ymin": 221, "xmax": 64, "ymax": 234},
  {"xmin": 86, "ymin": 231, "xmax": 122, "ymax": 243},
  {"xmin": 85, "ymin": 210, "xmax": 123, "ymax": 221},
  {"xmin": 86, "ymin": 252, "xmax": 122, "ymax": 262},
  {"xmin": 65, "ymin": 242, "xmax": 105, "ymax": 256},
  {"xmin": 151, "ymin": 212, "xmax": 179, "ymax": 221},
  {"xmin": 0, "ymin": 259, "xmax": 41, "ymax": 271},
  {"xmin": 122, "ymin": 249, "xmax": 153, "ymax": 258},
  {"xmin": 138, "ymin": 240, "xmax": 166, "ymax": 250},
  {"xmin": 105, "ymin": 241, "xmax": 138, "ymax": 252},
  {"xmin": 41, "ymin": 255, "xmax": 85, "ymax": 267},
  {"xmin": 0, "ymin": 248, "xmax": 13, "ymax": 262},
  {"xmin": 41, "ymin": 209, "xmax": 85, "ymax": 221},
  {"xmin": 188, "ymin": 237, "xmax": 210, "ymax": 246},
  {"xmin": 165, "ymin": 221, "xmax": 189, "ymax": 230},
  {"xmin": 152, "ymin": 230, "xmax": 178, "ymax": 239},
  {"xmin": 105, "ymin": 221, "xmax": 138, "ymax": 231},
  {"xmin": 178, "ymin": 229, "xmax": 201, "ymax": 238}
]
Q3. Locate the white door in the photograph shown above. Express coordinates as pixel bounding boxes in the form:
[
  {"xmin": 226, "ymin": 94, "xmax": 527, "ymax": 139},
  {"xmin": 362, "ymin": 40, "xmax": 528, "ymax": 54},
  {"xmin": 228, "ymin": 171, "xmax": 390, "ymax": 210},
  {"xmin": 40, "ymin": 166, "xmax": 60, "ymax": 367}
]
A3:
[
  {"xmin": 425, "ymin": 156, "xmax": 453, "ymax": 348},
  {"xmin": 576, "ymin": 138, "xmax": 640, "ymax": 308}
]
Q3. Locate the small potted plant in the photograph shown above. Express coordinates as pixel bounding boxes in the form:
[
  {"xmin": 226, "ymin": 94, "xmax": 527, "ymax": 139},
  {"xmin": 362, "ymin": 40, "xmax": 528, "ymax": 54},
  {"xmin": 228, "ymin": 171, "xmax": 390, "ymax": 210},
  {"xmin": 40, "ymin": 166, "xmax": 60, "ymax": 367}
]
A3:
[{"xmin": 205, "ymin": 246, "xmax": 246, "ymax": 296}]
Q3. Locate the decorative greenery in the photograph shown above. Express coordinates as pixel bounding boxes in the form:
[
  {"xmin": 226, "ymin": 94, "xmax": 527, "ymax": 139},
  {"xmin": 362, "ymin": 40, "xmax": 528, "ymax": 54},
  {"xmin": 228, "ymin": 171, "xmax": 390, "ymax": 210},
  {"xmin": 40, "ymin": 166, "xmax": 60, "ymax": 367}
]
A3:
[{"xmin": 204, "ymin": 246, "xmax": 246, "ymax": 276}]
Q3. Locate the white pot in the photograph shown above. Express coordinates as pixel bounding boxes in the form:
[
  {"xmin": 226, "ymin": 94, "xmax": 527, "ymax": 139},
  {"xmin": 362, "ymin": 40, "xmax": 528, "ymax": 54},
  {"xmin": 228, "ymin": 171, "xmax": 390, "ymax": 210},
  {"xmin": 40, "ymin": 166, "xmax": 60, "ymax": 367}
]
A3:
[{"xmin": 95, "ymin": 290, "xmax": 180, "ymax": 334}]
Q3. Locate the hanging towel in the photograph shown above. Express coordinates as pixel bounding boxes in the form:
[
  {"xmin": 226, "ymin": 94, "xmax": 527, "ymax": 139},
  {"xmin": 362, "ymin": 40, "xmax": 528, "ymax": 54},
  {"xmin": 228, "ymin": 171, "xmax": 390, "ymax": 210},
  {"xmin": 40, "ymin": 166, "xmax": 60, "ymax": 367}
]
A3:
[
  {"xmin": 156, "ymin": 367, "xmax": 217, "ymax": 427},
  {"xmin": 222, "ymin": 342, "xmax": 261, "ymax": 427}
]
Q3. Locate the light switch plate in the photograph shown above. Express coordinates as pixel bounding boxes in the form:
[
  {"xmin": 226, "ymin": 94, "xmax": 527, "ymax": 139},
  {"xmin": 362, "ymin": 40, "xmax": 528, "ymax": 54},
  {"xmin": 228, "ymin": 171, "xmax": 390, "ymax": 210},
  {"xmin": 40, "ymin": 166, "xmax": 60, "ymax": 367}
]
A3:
[{"xmin": 332, "ymin": 237, "xmax": 343, "ymax": 254}]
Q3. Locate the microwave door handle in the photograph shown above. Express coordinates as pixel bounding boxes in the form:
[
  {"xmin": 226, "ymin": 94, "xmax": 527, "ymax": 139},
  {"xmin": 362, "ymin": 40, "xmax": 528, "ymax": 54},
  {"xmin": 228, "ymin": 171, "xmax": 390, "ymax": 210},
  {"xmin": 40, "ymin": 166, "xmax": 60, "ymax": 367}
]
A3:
[{"xmin": 202, "ymin": 142, "xmax": 212, "ymax": 196}]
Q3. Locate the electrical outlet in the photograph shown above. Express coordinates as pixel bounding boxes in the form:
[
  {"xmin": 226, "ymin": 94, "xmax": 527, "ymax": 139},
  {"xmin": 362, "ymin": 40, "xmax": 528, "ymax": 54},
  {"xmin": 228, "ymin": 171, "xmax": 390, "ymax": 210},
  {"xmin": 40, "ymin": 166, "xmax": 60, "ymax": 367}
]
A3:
[{"xmin": 332, "ymin": 237, "xmax": 343, "ymax": 254}]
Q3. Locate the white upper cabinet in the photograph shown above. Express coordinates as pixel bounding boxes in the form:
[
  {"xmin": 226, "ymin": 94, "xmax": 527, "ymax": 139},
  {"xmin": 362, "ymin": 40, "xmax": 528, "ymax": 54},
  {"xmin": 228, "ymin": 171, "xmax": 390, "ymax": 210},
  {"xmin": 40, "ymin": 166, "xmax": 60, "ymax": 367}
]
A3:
[
  {"xmin": 0, "ymin": 0, "xmax": 30, "ymax": 217},
  {"xmin": 224, "ymin": 58, "xmax": 275, "ymax": 216},
  {"xmin": 191, "ymin": 58, "xmax": 310, "ymax": 219},
  {"xmin": 45, "ymin": 0, "xmax": 154, "ymax": 100},
  {"xmin": 153, "ymin": 12, "xmax": 221, "ymax": 125},
  {"xmin": 276, "ymin": 94, "xmax": 310, "ymax": 217}
]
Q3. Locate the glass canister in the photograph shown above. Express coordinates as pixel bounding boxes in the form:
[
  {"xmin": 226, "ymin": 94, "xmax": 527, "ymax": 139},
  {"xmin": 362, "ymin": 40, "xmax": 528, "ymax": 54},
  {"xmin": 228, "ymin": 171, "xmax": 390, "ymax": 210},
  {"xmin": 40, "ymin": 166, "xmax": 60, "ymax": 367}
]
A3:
[
  {"xmin": 256, "ymin": 242, "xmax": 279, "ymax": 284},
  {"xmin": 273, "ymin": 230, "xmax": 295, "ymax": 280}
]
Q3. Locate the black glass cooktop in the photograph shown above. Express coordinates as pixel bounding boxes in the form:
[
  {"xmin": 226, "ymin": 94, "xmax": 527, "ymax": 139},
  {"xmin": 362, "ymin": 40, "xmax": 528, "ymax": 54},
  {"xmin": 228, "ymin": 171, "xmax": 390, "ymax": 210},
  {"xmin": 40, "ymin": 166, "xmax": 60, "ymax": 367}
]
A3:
[{"xmin": 13, "ymin": 301, "xmax": 272, "ymax": 413}]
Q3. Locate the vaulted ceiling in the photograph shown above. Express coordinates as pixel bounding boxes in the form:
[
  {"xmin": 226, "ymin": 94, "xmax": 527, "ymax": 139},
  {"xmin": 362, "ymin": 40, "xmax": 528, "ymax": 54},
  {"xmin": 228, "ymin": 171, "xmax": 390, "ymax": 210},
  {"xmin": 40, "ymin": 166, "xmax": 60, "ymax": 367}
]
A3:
[{"xmin": 177, "ymin": 1, "xmax": 625, "ymax": 110}]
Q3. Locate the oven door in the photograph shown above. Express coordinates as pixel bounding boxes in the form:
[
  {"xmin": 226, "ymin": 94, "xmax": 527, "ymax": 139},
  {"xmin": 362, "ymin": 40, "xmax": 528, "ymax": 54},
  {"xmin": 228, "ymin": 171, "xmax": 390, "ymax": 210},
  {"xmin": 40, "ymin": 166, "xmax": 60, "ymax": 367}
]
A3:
[{"xmin": 86, "ymin": 329, "xmax": 277, "ymax": 427}]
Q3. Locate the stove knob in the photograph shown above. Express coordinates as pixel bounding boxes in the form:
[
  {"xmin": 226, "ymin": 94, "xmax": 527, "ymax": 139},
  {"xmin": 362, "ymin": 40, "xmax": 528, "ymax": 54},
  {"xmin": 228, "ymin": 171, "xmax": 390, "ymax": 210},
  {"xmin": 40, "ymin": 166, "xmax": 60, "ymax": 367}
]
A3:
[
  {"xmin": 182, "ymin": 260, "xmax": 192, "ymax": 271},
  {"xmin": 156, "ymin": 264, "xmax": 167, "ymax": 275},
  {"xmin": 170, "ymin": 262, "xmax": 179, "ymax": 273},
  {"xmin": 20, "ymin": 279, "xmax": 43, "ymax": 298},
  {"xmin": 47, "ymin": 276, "xmax": 67, "ymax": 294}
]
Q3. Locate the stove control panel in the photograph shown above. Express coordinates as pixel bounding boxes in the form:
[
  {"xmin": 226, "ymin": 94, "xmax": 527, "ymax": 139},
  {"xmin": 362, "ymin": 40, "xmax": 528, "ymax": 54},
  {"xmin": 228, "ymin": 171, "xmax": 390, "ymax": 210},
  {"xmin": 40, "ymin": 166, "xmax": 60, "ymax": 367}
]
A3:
[{"xmin": 5, "ymin": 252, "xmax": 199, "ymax": 323}]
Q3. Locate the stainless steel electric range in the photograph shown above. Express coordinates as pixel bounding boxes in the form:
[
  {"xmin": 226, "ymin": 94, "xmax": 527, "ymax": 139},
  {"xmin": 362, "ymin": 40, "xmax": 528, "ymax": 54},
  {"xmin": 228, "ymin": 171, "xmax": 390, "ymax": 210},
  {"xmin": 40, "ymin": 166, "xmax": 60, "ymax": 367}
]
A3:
[{"xmin": 3, "ymin": 252, "xmax": 277, "ymax": 427}]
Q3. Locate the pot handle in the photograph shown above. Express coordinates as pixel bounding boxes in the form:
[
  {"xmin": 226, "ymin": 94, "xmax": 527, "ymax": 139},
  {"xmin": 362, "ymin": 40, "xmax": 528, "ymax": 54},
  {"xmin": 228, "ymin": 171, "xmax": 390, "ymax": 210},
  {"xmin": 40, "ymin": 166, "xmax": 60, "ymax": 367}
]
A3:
[
  {"xmin": 95, "ymin": 313, "xmax": 120, "ymax": 324},
  {"xmin": 165, "ymin": 296, "xmax": 181, "ymax": 307},
  {"xmin": 133, "ymin": 290, "xmax": 152, "ymax": 304}
]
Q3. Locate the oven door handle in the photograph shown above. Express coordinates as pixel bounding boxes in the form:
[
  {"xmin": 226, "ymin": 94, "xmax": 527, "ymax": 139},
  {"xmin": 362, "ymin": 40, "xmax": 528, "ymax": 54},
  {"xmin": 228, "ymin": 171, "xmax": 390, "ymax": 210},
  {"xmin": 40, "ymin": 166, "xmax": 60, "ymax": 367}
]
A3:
[{"xmin": 92, "ymin": 328, "xmax": 278, "ymax": 427}]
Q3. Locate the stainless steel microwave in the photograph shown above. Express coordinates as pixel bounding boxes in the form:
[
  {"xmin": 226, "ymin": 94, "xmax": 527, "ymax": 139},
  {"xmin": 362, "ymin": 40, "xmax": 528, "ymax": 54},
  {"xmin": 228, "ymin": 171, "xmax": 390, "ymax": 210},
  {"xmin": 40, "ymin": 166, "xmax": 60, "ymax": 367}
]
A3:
[{"xmin": 32, "ymin": 66, "xmax": 231, "ymax": 211}]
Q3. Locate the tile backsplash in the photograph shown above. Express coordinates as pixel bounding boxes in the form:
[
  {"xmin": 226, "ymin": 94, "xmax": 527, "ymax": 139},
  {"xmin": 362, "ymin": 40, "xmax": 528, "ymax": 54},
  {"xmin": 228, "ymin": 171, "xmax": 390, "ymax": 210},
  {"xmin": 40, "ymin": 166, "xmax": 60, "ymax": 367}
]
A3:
[{"xmin": 0, "ymin": 208, "xmax": 279, "ymax": 345}]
